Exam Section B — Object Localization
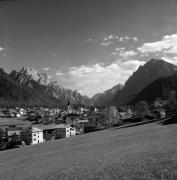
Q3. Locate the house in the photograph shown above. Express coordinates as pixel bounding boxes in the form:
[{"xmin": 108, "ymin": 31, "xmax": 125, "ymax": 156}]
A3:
[
  {"xmin": 65, "ymin": 113, "xmax": 80, "ymax": 125},
  {"xmin": 77, "ymin": 119, "xmax": 89, "ymax": 134},
  {"xmin": 0, "ymin": 109, "xmax": 14, "ymax": 118},
  {"xmin": 20, "ymin": 127, "xmax": 32, "ymax": 145},
  {"xmin": 160, "ymin": 109, "xmax": 166, "ymax": 118},
  {"xmin": 16, "ymin": 113, "xmax": 21, "ymax": 118},
  {"xmin": 31, "ymin": 127, "xmax": 43, "ymax": 144},
  {"xmin": 19, "ymin": 108, "xmax": 27, "ymax": 116},
  {"xmin": 7, "ymin": 126, "xmax": 21, "ymax": 137},
  {"xmin": 33, "ymin": 124, "xmax": 56, "ymax": 141},
  {"xmin": 27, "ymin": 110, "xmax": 38, "ymax": 121},
  {"xmin": 55, "ymin": 124, "xmax": 76, "ymax": 139},
  {"xmin": 20, "ymin": 126, "xmax": 43, "ymax": 145},
  {"xmin": 6, "ymin": 126, "xmax": 22, "ymax": 143}
]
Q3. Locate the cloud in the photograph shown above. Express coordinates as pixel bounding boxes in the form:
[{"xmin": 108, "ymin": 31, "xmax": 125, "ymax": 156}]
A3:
[
  {"xmin": 100, "ymin": 42, "xmax": 113, "ymax": 46},
  {"xmin": 119, "ymin": 37, "xmax": 124, "ymax": 42},
  {"xmin": 119, "ymin": 50, "xmax": 137, "ymax": 58},
  {"xmin": 111, "ymin": 52, "xmax": 119, "ymax": 56},
  {"xmin": 108, "ymin": 35, "xmax": 114, "ymax": 40},
  {"xmin": 56, "ymin": 60, "xmax": 145, "ymax": 97},
  {"xmin": 101, "ymin": 34, "xmax": 119, "ymax": 46},
  {"xmin": 161, "ymin": 56, "xmax": 177, "ymax": 65},
  {"xmin": 132, "ymin": 37, "xmax": 138, "ymax": 42},
  {"xmin": 124, "ymin": 36, "xmax": 131, "ymax": 40},
  {"xmin": 43, "ymin": 67, "xmax": 51, "ymax": 71},
  {"xmin": 115, "ymin": 47, "xmax": 125, "ymax": 51},
  {"xmin": 0, "ymin": 46, "xmax": 4, "ymax": 51},
  {"xmin": 56, "ymin": 70, "xmax": 64, "ymax": 76},
  {"xmin": 103, "ymin": 34, "xmax": 119, "ymax": 41},
  {"xmin": 112, "ymin": 49, "xmax": 137, "ymax": 58},
  {"xmin": 86, "ymin": 38, "xmax": 94, "ymax": 42},
  {"xmin": 137, "ymin": 34, "xmax": 177, "ymax": 54}
]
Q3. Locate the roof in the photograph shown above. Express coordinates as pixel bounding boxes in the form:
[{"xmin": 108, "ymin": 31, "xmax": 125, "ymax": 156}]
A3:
[
  {"xmin": 78, "ymin": 120, "xmax": 89, "ymax": 123},
  {"xmin": 33, "ymin": 124, "xmax": 70, "ymax": 130},
  {"xmin": 32, "ymin": 127, "xmax": 43, "ymax": 132},
  {"xmin": 7, "ymin": 127, "xmax": 22, "ymax": 132},
  {"xmin": 54, "ymin": 124, "xmax": 70, "ymax": 129}
]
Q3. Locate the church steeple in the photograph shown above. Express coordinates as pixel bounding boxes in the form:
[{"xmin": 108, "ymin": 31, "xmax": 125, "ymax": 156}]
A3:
[{"xmin": 67, "ymin": 100, "xmax": 72, "ymax": 114}]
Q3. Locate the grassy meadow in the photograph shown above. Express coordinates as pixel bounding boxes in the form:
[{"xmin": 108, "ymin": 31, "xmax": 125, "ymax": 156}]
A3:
[
  {"xmin": 0, "ymin": 122, "xmax": 176, "ymax": 180},
  {"xmin": 0, "ymin": 117, "xmax": 31, "ymax": 127}
]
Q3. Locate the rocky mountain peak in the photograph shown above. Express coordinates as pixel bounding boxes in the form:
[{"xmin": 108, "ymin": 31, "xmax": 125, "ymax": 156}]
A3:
[
  {"xmin": 124, "ymin": 59, "xmax": 177, "ymax": 91},
  {"xmin": 16, "ymin": 66, "xmax": 52, "ymax": 86},
  {"xmin": 113, "ymin": 59, "xmax": 177, "ymax": 105},
  {"xmin": 19, "ymin": 66, "xmax": 38, "ymax": 81}
]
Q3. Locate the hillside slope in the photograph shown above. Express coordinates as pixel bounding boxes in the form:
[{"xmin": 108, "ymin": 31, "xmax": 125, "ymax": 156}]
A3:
[
  {"xmin": 0, "ymin": 122, "xmax": 176, "ymax": 179},
  {"xmin": 91, "ymin": 84, "xmax": 123, "ymax": 106},
  {"xmin": 10, "ymin": 67, "xmax": 90, "ymax": 106},
  {"xmin": 113, "ymin": 59, "xmax": 177, "ymax": 105},
  {"xmin": 0, "ymin": 68, "xmax": 47, "ymax": 106},
  {"xmin": 130, "ymin": 73, "xmax": 177, "ymax": 104}
]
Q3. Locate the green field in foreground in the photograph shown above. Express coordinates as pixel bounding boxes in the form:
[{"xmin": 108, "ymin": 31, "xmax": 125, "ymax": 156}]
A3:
[{"xmin": 0, "ymin": 122, "xmax": 177, "ymax": 180}]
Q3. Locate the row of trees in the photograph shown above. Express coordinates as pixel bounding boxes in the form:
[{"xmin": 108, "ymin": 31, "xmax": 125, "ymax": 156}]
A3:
[
  {"xmin": 135, "ymin": 90, "xmax": 177, "ymax": 119},
  {"xmin": 104, "ymin": 90, "xmax": 177, "ymax": 127}
]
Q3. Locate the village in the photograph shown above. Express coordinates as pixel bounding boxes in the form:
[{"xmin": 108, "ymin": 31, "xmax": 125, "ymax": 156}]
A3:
[
  {"xmin": 0, "ymin": 102, "xmax": 91, "ymax": 149},
  {"xmin": 0, "ymin": 100, "xmax": 167, "ymax": 150}
]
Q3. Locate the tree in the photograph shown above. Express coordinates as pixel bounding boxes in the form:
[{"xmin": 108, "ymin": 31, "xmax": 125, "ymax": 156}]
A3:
[
  {"xmin": 0, "ymin": 128, "xmax": 3, "ymax": 144},
  {"xmin": 106, "ymin": 106, "xmax": 119, "ymax": 127},
  {"xmin": 135, "ymin": 101, "xmax": 150, "ymax": 119},
  {"xmin": 168, "ymin": 90, "xmax": 176, "ymax": 105},
  {"xmin": 166, "ymin": 90, "xmax": 177, "ymax": 114},
  {"xmin": 153, "ymin": 98, "xmax": 163, "ymax": 109}
]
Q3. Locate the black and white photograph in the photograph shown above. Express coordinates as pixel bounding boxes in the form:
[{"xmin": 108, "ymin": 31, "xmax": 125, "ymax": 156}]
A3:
[{"xmin": 0, "ymin": 0, "xmax": 177, "ymax": 179}]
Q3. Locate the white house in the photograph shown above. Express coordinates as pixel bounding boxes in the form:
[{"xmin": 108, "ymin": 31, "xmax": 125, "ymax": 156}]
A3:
[
  {"xmin": 66, "ymin": 126, "xmax": 76, "ymax": 137},
  {"xmin": 55, "ymin": 124, "xmax": 76, "ymax": 139},
  {"xmin": 19, "ymin": 108, "xmax": 27, "ymax": 116},
  {"xmin": 31, "ymin": 127, "xmax": 43, "ymax": 144},
  {"xmin": 160, "ymin": 109, "xmax": 166, "ymax": 118}
]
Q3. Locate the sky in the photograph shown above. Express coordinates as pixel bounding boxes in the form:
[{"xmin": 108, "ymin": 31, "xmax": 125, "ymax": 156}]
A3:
[{"xmin": 0, "ymin": 0, "xmax": 177, "ymax": 97}]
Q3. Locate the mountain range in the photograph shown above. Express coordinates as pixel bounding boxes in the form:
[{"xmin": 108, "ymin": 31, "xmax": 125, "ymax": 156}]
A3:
[
  {"xmin": 0, "ymin": 67, "xmax": 90, "ymax": 107},
  {"xmin": 1, "ymin": 59, "xmax": 177, "ymax": 107}
]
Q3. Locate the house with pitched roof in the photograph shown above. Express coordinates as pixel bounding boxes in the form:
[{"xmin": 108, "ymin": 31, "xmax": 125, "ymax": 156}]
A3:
[{"xmin": 31, "ymin": 127, "xmax": 43, "ymax": 144}]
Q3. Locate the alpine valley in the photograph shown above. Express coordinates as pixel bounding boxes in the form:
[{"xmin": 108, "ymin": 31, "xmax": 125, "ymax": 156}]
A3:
[{"xmin": 1, "ymin": 59, "xmax": 177, "ymax": 107}]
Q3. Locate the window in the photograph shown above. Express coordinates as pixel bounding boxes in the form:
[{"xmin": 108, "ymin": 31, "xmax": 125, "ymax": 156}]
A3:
[
  {"xmin": 33, "ymin": 134, "xmax": 36, "ymax": 136},
  {"xmin": 34, "ymin": 138, "xmax": 36, "ymax": 141}
]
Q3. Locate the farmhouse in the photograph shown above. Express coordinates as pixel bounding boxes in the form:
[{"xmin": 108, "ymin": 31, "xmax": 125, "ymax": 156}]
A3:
[
  {"xmin": 20, "ymin": 127, "xmax": 32, "ymax": 145},
  {"xmin": 31, "ymin": 127, "xmax": 43, "ymax": 144},
  {"xmin": 6, "ymin": 126, "xmax": 22, "ymax": 144},
  {"xmin": 7, "ymin": 126, "xmax": 21, "ymax": 137},
  {"xmin": 55, "ymin": 124, "xmax": 77, "ymax": 139},
  {"xmin": 19, "ymin": 108, "xmax": 27, "ymax": 116}
]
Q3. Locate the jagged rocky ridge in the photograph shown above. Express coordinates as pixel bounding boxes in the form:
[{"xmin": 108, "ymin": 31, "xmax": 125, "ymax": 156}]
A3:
[{"xmin": 6, "ymin": 67, "xmax": 90, "ymax": 106}]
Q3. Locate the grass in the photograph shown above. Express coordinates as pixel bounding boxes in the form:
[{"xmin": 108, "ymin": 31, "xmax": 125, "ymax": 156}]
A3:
[
  {"xmin": 0, "ymin": 122, "xmax": 177, "ymax": 180},
  {"xmin": 0, "ymin": 117, "xmax": 31, "ymax": 127}
]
